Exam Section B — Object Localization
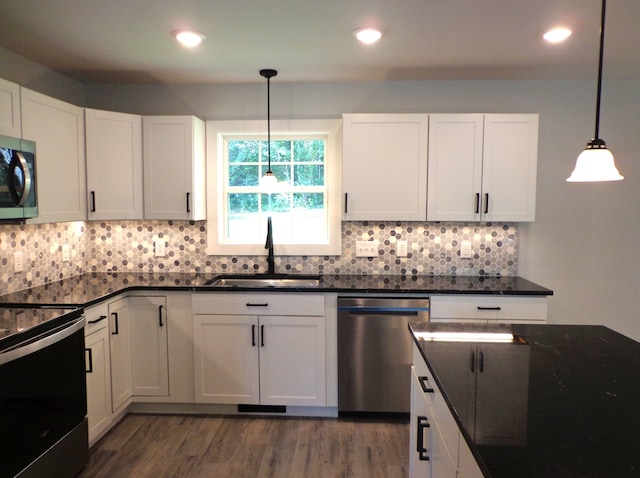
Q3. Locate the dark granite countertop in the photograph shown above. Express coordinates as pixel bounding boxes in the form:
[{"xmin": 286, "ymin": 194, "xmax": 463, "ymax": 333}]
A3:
[
  {"xmin": 410, "ymin": 322, "xmax": 640, "ymax": 477},
  {"xmin": 0, "ymin": 272, "xmax": 552, "ymax": 307}
]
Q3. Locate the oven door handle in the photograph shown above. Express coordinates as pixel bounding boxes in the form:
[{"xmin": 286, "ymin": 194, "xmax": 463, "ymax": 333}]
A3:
[{"xmin": 0, "ymin": 316, "xmax": 86, "ymax": 366}]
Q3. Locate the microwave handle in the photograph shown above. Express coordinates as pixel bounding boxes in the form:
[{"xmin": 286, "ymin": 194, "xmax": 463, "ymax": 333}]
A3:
[{"xmin": 9, "ymin": 152, "xmax": 32, "ymax": 207}]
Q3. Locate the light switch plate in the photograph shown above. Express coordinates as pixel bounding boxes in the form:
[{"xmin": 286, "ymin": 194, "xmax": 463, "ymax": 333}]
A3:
[
  {"xmin": 16, "ymin": 311, "xmax": 27, "ymax": 331},
  {"xmin": 13, "ymin": 252, "xmax": 24, "ymax": 273},
  {"xmin": 62, "ymin": 244, "xmax": 70, "ymax": 262},
  {"xmin": 397, "ymin": 240, "xmax": 408, "ymax": 258},
  {"xmin": 155, "ymin": 238, "xmax": 166, "ymax": 257},
  {"xmin": 460, "ymin": 241, "xmax": 472, "ymax": 259},
  {"xmin": 356, "ymin": 240, "xmax": 379, "ymax": 257}
]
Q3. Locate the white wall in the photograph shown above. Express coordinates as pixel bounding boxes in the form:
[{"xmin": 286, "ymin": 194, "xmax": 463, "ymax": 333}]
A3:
[{"xmin": 0, "ymin": 47, "xmax": 84, "ymax": 105}]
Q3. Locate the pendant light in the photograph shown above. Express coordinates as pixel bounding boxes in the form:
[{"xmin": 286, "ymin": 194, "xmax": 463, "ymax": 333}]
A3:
[
  {"xmin": 260, "ymin": 68, "xmax": 279, "ymax": 190},
  {"xmin": 567, "ymin": 0, "xmax": 623, "ymax": 182}
]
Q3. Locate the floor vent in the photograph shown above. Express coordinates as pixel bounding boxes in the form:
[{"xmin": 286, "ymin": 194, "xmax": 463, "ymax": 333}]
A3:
[{"xmin": 237, "ymin": 404, "xmax": 287, "ymax": 414}]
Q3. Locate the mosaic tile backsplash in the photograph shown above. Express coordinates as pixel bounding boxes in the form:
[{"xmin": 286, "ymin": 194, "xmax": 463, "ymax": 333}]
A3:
[{"xmin": 0, "ymin": 220, "xmax": 518, "ymax": 296}]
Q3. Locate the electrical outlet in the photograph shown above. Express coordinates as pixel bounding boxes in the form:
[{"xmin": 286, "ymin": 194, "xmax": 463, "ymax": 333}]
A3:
[
  {"xmin": 62, "ymin": 244, "xmax": 70, "ymax": 262},
  {"xmin": 13, "ymin": 252, "xmax": 24, "ymax": 273},
  {"xmin": 460, "ymin": 241, "xmax": 472, "ymax": 259},
  {"xmin": 397, "ymin": 240, "xmax": 408, "ymax": 258},
  {"xmin": 356, "ymin": 240, "xmax": 379, "ymax": 257},
  {"xmin": 154, "ymin": 238, "xmax": 166, "ymax": 257},
  {"xmin": 16, "ymin": 311, "xmax": 27, "ymax": 331}
]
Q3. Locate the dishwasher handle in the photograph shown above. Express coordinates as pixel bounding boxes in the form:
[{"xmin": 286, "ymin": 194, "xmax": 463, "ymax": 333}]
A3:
[{"xmin": 340, "ymin": 308, "xmax": 426, "ymax": 316}]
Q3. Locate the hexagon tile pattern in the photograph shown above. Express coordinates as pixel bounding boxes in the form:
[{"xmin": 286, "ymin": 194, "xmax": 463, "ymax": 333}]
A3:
[{"xmin": 0, "ymin": 220, "xmax": 517, "ymax": 296}]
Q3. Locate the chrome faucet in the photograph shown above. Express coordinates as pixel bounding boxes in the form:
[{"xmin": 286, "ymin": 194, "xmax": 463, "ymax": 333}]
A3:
[{"xmin": 265, "ymin": 216, "xmax": 275, "ymax": 275}]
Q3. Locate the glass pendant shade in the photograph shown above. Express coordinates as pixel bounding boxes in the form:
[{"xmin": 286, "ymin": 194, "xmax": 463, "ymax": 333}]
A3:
[
  {"xmin": 567, "ymin": 140, "xmax": 623, "ymax": 182},
  {"xmin": 260, "ymin": 170, "xmax": 278, "ymax": 190}
]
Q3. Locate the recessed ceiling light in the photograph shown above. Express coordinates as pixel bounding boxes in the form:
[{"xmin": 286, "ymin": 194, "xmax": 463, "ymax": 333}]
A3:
[
  {"xmin": 543, "ymin": 27, "xmax": 572, "ymax": 43},
  {"xmin": 353, "ymin": 27, "xmax": 383, "ymax": 45},
  {"xmin": 172, "ymin": 30, "xmax": 204, "ymax": 47}
]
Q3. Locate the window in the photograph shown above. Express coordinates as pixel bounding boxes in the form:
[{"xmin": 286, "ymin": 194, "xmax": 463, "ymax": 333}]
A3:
[{"xmin": 206, "ymin": 119, "xmax": 342, "ymax": 256}]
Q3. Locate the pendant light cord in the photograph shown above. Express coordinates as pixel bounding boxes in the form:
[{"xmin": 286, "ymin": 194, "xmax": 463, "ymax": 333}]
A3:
[
  {"xmin": 260, "ymin": 69, "xmax": 278, "ymax": 174},
  {"xmin": 267, "ymin": 74, "xmax": 272, "ymax": 172},
  {"xmin": 594, "ymin": 0, "xmax": 606, "ymax": 140}
]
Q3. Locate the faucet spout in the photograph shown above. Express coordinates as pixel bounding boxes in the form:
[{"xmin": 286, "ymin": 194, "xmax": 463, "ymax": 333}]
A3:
[{"xmin": 265, "ymin": 216, "xmax": 275, "ymax": 275}]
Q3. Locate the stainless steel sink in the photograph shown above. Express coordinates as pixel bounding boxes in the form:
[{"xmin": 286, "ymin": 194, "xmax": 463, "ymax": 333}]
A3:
[{"xmin": 207, "ymin": 274, "xmax": 321, "ymax": 288}]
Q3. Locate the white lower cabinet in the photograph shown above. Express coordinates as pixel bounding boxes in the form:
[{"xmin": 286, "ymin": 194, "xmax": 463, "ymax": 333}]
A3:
[
  {"xmin": 430, "ymin": 294, "xmax": 548, "ymax": 324},
  {"xmin": 193, "ymin": 293, "xmax": 326, "ymax": 407},
  {"xmin": 458, "ymin": 437, "xmax": 485, "ymax": 478},
  {"xmin": 410, "ymin": 366, "xmax": 456, "ymax": 478},
  {"xmin": 410, "ymin": 342, "xmax": 484, "ymax": 478},
  {"xmin": 84, "ymin": 303, "xmax": 112, "ymax": 446},
  {"xmin": 128, "ymin": 296, "xmax": 169, "ymax": 396},
  {"xmin": 258, "ymin": 315, "xmax": 326, "ymax": 406},
  {"xmin": 108, "ymin": 297, "xmax": 132, "ymax": 413},
  {"xmin": 194, "ymin": 314, "xmax": 260, "ymax": 403}
]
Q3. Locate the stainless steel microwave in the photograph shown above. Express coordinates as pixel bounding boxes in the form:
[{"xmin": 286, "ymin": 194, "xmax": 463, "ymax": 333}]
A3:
[{"xmin": 0, "ymin": 135, "xmax": 37, "ymax": 220}]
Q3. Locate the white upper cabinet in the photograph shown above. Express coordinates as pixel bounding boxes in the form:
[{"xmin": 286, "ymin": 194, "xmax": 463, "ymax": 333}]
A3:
[
  {"xmin": 85, "ymin": 108, "xmax": 143, "ymax": 220},
  {"xmin": 21, "ymin": 87, "xmax": 87, "ymax": 223},
  {"xmin": 0, "ymin": 78, "xmax": 21, "ymax": 137},
  {"xmin": 482, "ymin": 114, "xmax": 539, "ymax": 221},
  {"xmin": 143, "ymin": 116, "xmax": 206, "ymax": 220},
  {"xmin": 342, "ymin": 114, "xmax": 429, "ymax": 220},
  {"xmin": 427, "ymin": 114, "xmax": 538, "ymax": 222}
]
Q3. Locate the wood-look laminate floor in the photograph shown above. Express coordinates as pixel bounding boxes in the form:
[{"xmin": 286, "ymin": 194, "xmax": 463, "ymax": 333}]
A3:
[{"xmin": 78, "ymin": 414, "xmax": 409, "ymax": 478}]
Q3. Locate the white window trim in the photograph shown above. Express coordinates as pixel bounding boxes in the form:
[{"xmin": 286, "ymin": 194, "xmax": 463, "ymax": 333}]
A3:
[{"xmin": 206, "ymin": 119, "xmax": 342, "ymax": 256}]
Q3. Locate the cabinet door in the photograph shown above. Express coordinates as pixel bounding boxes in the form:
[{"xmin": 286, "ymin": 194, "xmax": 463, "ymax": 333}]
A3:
[
  {"xmin": 410, "ymin": 367, "xmax": 432, "ymax": 478},
  {"xmin": 482, "ymin": 114, "xmax": 538, "ymax": 222},
  {"xmin": 85, "ymin": 327, "xmax": 111, "ymax": 445},
  {"xmin": 128, "ymin": 296, "xmax": 169, "ymax": 397},
  {"xmin": 429, "ymin": 423, "xmax": 457, "ymax": 478},
  {"xmin": 108, "ymin": 297, "xmax": 132, "ymax": 412},
  {"xmin": 411, "ymin": 362, "xmax": 458, "ymax": 478},
  {"xmin": 0, "ymin": 78, "xmax": 21, "ymax": 137},
  {"xmin": 342, "ymin": 114, "xmax": 428, "ymax": 220},
  {"xmin": 21, "ymin": 87, "xmax": 86, "ymax": 223},
  {"xmin": 427, "ymin": 114, "xmax": 483, "ymax": 221},
  {"xmin": 143, "ymin": 116, "xmax": 206, "ymax": 220},
  {"xmin": 193, "ymin": 314, "xmax": 260, "ymax": 404},
  {"xmin": 85, "ymin": 108, "xmax": 143, "ymax": 220},
  {"xmin": 458, "ymin": 434, "xmax": 486, "ymax": 478},
  {"xmin": 259, "ymin": 315, "xmax": 326, "ymax": 406},
  {"xmin": 474, "ymin": 343, "xmax": 530, "ymax": 446}
]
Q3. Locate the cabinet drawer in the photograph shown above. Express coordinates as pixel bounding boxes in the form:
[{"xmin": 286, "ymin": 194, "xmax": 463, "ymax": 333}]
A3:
[
  {"xmin": 193, "ymin": 293, "xmax": 325, "ymax": 316},
  {"xmin": 430, "ymin": 295, "xmax": 547, "ymax": 322},
  {"xmin": 412, "ymin": 343, "xmax": 460, "ymax": 464},
  {"xmin": 84, "ymin": 303, "xmax": 109, "ymax": 336}
]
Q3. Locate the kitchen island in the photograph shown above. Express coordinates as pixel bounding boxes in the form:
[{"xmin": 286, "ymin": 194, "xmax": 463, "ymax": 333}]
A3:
[{"xmin": 409, "ymin": 322, "xmax": 640, "ymax": 477}]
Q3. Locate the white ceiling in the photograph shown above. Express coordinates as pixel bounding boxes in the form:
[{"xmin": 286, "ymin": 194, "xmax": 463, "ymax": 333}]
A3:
[{"xmin": 0, "ymin": 0, "xmax": 638, "ymax": 84}]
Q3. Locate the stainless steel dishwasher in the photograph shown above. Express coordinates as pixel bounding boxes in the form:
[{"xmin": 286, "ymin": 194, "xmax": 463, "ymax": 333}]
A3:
[{"xmin": 338, "ymin": 297, "xmax": 430, "ymax": 417}]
